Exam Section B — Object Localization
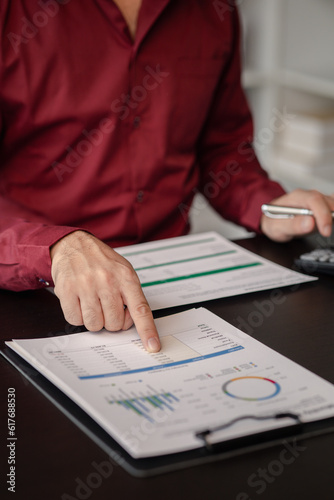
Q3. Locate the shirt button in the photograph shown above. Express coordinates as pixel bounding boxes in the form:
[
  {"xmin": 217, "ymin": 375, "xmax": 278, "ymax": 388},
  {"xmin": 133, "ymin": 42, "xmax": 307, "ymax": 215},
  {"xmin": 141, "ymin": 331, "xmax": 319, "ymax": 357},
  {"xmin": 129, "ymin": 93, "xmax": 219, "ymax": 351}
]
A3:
[
  {"xmin": 136, "ymin": 190, "xmax": 144, "ymax": 202},
  {"xmin": 133, "ymin": 116, "xmax": 141, "ymax": 128}
]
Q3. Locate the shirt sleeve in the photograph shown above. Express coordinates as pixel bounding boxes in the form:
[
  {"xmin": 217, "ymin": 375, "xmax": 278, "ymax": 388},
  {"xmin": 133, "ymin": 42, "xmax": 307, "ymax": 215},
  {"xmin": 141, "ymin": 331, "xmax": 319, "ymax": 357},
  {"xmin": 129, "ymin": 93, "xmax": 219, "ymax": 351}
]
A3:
[
  {"xmin": 0, "ymin": 9, "xmax": 79, "ymax": 292},
  {"xmin": 0, "ymin": 195, "xmax": 81, "ymax": 291},
  {"xmin": 197, "ymin": 8, "xmax": 285, "ymax": 233}
]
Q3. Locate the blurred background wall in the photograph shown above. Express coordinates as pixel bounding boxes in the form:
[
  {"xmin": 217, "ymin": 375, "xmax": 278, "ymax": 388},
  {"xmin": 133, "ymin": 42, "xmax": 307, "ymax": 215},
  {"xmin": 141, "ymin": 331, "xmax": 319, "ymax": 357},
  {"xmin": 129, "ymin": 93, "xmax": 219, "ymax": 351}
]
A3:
[{"xmin": 190, "ymin": 0, "xmax": 334, "ymax": 239}]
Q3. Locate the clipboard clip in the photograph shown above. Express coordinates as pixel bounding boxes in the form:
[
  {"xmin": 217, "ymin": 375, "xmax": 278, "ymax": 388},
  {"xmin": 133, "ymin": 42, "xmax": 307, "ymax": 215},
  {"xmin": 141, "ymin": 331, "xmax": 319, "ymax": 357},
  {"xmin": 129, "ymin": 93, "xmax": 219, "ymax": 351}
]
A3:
[{"xmin": 195, "ymin": 412, "xmax": 302, "ymax": 451}]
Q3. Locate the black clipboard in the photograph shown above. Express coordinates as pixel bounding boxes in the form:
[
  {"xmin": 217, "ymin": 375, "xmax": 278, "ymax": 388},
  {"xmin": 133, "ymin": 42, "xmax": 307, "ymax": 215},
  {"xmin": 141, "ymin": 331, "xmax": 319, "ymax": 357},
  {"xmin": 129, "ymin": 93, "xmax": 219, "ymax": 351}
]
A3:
[{"xmin": 2, "ymin": 346, "xmax": 334, "ymax": 478}]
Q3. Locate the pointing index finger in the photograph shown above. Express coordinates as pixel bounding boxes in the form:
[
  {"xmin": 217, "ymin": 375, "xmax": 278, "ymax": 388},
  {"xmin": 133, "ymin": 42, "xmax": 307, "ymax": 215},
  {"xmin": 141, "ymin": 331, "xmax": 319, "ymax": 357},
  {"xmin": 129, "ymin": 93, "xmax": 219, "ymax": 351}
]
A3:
[{"xmin": 124, "ymin": 290, "xmax": 161, "ymax": 353}]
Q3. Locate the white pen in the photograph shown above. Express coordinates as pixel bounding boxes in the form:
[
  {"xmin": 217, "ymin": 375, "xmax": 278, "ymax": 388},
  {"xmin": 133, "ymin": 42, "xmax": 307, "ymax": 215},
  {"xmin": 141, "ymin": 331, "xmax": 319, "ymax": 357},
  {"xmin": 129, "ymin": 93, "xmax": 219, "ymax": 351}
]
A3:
[{"xmin": 261, "ymin": 204, "xmax": 334, "ymax": 219}]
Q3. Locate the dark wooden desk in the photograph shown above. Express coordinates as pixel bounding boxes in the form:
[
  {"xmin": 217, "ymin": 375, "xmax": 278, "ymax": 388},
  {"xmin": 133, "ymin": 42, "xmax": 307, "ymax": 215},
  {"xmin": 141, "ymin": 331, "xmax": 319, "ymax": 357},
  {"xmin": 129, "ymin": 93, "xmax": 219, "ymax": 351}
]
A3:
[{"xmin": 1, "ymin": 236, "xmax": 334, "ymax": 500}]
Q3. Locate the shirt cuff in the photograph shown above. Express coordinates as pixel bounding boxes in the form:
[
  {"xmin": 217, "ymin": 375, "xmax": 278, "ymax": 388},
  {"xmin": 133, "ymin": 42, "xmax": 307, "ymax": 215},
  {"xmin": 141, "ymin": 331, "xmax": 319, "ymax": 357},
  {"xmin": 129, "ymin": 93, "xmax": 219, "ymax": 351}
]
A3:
[
  {"xmin": 241, "ymin": 182, "xmax": 286, "ymax": 233},
  {"xmin": 19, "ymin": 226, "xmax": 82, "ymax": 290}
]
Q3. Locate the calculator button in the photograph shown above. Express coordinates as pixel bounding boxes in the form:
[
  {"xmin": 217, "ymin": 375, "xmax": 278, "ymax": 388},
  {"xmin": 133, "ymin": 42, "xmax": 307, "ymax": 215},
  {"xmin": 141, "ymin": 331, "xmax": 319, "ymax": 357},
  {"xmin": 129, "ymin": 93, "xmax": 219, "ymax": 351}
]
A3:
[
  {"xmin": 312, "ymin": 250, "xmax": 328, "ymax": 257},
  {"xmin": 300, "ymin": 254, "xmax": 316, "ymax": 261},
  {"xmin": 319, "ymin": 255, "xmax": 330, "ymax": 262},
  {"xmin": 295, "ymin": 248, "xmax": 334, "ymax": 276}
]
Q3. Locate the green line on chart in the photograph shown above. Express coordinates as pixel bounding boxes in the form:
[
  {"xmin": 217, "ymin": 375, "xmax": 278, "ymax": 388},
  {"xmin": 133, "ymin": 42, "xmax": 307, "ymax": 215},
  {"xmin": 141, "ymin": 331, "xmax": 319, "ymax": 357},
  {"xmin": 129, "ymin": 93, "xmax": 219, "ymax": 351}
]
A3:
[
  {"xmin": 141, "ymin": 262, "xmax": 262, "ymax": 287},
  {"xmin": 134, "ymin": 251, "xmax": 236, "ymax": 271},
  {"xmin": 122, "ymin": 237, "xmax": 216, "ymax": 257}
]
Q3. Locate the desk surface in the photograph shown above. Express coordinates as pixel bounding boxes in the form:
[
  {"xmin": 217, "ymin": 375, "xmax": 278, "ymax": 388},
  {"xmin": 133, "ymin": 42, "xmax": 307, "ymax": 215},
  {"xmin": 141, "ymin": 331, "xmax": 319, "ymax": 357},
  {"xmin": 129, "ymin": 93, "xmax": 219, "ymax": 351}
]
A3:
[{"xmin": 1, "ymin": 235, "xmax": 334, "ymax": 500}]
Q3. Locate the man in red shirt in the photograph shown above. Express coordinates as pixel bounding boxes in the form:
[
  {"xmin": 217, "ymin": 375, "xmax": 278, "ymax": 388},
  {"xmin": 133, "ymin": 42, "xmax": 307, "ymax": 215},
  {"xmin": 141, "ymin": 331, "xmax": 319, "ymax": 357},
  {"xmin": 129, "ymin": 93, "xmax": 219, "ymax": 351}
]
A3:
[{"xmin": 1, "ymin": 1, "xmax": 333, "ymax": 352}]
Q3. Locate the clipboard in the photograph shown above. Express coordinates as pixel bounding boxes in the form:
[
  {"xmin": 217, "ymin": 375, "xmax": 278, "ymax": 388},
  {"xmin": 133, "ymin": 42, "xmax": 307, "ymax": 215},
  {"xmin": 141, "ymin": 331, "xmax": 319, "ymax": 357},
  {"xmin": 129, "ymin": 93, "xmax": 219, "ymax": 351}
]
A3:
[{"xmin": 2, "ymin": 346, "xmax": 334, "ymax": 478}]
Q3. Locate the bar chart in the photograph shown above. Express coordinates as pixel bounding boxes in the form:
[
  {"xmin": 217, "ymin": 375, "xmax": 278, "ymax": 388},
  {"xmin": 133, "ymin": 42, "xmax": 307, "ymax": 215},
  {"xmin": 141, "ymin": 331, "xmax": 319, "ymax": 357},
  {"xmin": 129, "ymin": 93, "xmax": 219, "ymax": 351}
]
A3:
[{"xmin": 108, "ymin": 387, "xmax": 180, "ymax": 423}]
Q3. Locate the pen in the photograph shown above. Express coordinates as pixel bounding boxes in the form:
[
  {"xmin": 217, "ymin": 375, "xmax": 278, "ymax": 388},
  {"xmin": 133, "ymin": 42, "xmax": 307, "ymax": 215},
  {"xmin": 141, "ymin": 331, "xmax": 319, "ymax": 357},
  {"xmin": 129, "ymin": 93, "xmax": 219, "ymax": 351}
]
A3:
[{"xmin": 261, "ymin": 204, "xmax": 334, "ymax": 219}]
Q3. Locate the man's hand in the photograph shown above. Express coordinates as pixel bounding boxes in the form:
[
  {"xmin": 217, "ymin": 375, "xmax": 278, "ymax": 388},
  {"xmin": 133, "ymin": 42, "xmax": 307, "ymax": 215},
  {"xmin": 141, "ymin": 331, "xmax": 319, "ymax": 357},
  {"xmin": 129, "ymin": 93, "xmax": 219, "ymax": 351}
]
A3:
[
  {"xmin": 261, "ymin": 189, "xmax": 334, "ymax": 242},
  {"xmin": 50, "ymin": 231, "xmax": 161, "ymax": 352}
]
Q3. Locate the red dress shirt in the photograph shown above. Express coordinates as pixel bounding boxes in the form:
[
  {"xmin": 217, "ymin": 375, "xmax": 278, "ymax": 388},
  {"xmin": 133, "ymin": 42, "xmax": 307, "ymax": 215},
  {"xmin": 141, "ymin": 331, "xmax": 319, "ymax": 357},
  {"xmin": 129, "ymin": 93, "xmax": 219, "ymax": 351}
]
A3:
[{"xmin": 0, "ymin": 0, "xmax": 285, "ymax": 291}]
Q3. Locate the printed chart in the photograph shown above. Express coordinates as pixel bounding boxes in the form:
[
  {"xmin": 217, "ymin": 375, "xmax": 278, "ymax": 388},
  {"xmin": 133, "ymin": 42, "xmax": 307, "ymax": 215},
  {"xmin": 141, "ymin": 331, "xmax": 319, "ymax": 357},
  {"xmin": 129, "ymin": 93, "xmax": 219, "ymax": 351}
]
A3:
[
  {"xmin": 7, "ymin": 308, "xmax": 334, "ymax": 458},
  {"xmin": 222, "ymin": 376, "xmax": 281, "ymax": 401},
  {"xmin": 108, "ymin": 386, "xmax": 179, "ymax": 423},
  {"xmin": 116, "ymin": 232, "xmax": 317, "ymax": 310}
]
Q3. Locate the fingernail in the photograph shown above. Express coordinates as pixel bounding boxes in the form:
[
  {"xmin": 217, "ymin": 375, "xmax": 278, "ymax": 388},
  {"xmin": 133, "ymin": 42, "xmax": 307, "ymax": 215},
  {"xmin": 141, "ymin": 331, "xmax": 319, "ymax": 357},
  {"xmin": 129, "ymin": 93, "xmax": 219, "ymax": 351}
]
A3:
[{"xmin": 147, "ymin": 337, "xmax": 160, "ymax": 352}]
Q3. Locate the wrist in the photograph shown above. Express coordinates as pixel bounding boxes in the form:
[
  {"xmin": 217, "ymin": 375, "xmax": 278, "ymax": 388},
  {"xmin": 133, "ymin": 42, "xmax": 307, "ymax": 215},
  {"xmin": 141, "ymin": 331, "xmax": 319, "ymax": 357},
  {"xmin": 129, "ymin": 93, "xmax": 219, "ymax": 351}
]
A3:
[{"xmin": 50, "ymin": 230, "xmax": 89, "ymax": 261}]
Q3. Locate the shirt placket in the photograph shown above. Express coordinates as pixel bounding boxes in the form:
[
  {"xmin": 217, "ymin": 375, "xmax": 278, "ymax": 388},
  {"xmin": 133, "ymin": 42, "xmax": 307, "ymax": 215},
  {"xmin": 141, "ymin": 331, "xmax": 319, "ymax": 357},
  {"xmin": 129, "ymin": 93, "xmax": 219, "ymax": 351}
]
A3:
[{"xmin": 127, "ymin": 50, "xmax": 147, "ymax": 241}]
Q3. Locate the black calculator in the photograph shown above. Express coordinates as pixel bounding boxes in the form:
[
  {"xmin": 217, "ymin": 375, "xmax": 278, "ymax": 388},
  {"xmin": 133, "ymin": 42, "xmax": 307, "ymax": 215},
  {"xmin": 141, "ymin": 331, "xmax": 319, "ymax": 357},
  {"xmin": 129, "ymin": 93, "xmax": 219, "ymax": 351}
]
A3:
[{"xmin": 294, "ymin": 248, "xmax": 334, "ymax": 276}]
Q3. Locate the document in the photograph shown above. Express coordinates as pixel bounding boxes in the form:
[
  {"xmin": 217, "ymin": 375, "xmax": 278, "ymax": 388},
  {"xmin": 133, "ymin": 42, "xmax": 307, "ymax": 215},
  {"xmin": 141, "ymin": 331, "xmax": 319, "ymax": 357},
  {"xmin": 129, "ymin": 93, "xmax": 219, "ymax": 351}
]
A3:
[
  {"xmin": 6, "ymin": 308, "xmax": 334, "ymax": 458},
  {"xmin": 116, "ymin": 232, "xmax": 316, "ymax": 310}
]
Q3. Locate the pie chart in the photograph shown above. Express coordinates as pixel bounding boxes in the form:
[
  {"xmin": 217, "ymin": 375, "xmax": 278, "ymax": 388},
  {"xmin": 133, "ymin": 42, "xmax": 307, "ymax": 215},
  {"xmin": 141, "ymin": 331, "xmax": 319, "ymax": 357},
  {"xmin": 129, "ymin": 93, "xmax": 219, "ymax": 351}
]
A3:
[{"xmin": 222, "ymin": 376, "xmax": 281, "ymax": 401}]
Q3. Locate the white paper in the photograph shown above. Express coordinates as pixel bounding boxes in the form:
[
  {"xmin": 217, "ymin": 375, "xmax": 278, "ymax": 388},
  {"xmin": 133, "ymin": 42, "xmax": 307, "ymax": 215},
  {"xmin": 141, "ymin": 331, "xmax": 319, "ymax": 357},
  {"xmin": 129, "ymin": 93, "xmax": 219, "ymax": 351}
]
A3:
[
  {"xmin": 6, "ymin": 308, "xmax": 334, "ymax": 458},
  {"xmin": 116, "ymin": 232, "xmax": 316, "ymax": 310}
]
